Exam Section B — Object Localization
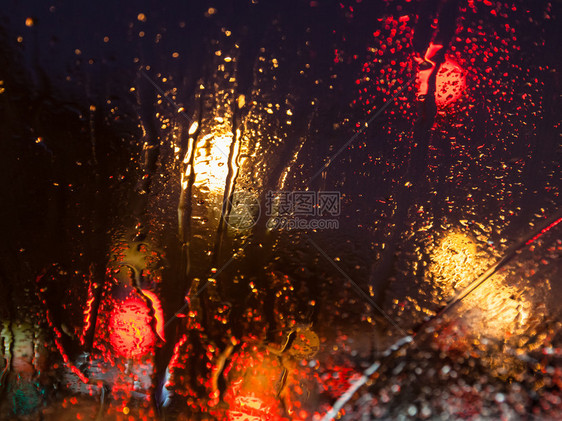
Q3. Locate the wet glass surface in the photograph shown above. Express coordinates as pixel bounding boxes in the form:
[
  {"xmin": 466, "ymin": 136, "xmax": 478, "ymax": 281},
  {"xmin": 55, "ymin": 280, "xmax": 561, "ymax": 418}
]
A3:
[{"xmin": 0, "ymin": 0, "xmax": 561, "ymax": 419}]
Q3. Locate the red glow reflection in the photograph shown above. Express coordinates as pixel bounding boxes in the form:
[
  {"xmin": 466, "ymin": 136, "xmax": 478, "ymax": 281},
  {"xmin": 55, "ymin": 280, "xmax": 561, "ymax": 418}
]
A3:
[
  {"xmin": 435, "ymin": 59, "xmax": 466, "ymax": 107},
  {"xmin": 227, "ymin": 394, "xmax": 277, "ymax": 421},
  {"xmin": 222, "ymin": 346, "xmax": 287, "ymax": 421},
  {"xmin": 415, "ymin": 42, "xmax": 443, "ymax": 98},
  {"xmin": 415, "ymin": 42, "xmax": 466, "ymax": 107},
  {"xmin": 109, "ymin": 295, "xmax": 157, "ymax": 358}
]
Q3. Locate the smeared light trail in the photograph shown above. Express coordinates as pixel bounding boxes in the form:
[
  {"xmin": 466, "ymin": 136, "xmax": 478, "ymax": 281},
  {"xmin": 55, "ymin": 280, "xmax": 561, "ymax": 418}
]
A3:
[{"xmin": 141, "ymin": 289, "xmax": 165, "ymax": 342}]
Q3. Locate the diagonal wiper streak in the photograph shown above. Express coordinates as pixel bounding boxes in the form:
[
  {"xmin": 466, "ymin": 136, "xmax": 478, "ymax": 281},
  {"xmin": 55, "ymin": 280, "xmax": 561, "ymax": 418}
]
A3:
[{"xmin": 320, "ymin": 209, "xmax": 562, "ymax": 421}]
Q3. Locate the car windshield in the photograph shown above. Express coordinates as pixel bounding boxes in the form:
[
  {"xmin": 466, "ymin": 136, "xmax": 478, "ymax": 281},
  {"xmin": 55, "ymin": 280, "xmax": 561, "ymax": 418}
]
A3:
[{"xmin": 0, "ymin": 1, "xmax": 561, "ymax": 420}]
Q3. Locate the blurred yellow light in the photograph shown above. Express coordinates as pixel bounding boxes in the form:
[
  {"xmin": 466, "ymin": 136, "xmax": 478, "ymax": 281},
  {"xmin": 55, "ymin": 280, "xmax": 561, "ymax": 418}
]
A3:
[
  {"xmin": 430, "ymin": 231, "xmax": 533, "ymax": 339},
  {"xmin": 188, "ymin": 122, "xmax": 198, "ymax": 135}
]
